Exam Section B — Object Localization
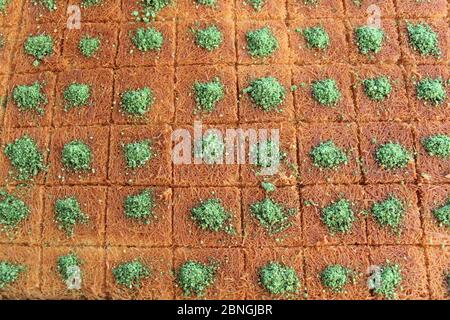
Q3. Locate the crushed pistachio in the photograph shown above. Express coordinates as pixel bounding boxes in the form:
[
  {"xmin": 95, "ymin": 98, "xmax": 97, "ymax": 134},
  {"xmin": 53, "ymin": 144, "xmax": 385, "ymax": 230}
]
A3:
[
  {"xmin": 23, "ymin": 34, "xmax": 54, "ymax": 66},
  {"xmin": 177, "ymin": 260, "xmax": 217, "ymax": 297},
  {"xmin": 12, "ymin": 81, "xmax": 47, "ymax": 115},
  {"xmin": 54, "ymin": 196, "xmax": 89, "ymax": 237},
  {"xmin": 303, "ymin": 0, "xmax": 319, "ymax": 5},
  {"xmin": 301, "ymin": 26, "xmax": 329, "ymax": 50},
  {"xmin": 311, "ymin": 79, "xmax": 341, "ymax": 106},
  {"xmin": 33, "ymin": 0, "xmax": 56, "ymax": 11},
  {"xmin": 406, "ymin": 22, "xmax": 440, "ymax": 57},
  {"xmin": 3, "ymin": 135, "xmax": 46, "ymax": 180},
  {"xmin": 259, "ymin": 262, "xmax": 299, "ymax": 295},
  {"xmin": 245, "ymin": 26, "xmax": 279, "ymax": 58},
  {"xmin": 320, "ymin": 265, "xmax": 352, "ymax": 293},
  {"xmin": 195, "ymin": 0, "xmax": 216, "ymax": 7},
  {"xmin": 309, "ymin": 140, "xmax": 348, "ymax": 170},
  {"xmin": 63, "ymin": 83, "xmax": 91, "ymax": 110},
  {"xmin": 79, "ymin": 36, "xmax": 100, "ymax": 58},
  {"xmin": 321, "ymin": 199, "xmax": 355, "ymax": 234},
  {"xmin": 136, "ymin": 0, "xmax": 172, "ymax": 21},
  {"xmin": 354, "ymin": 26, "xmax": 384, "ymax": 55},
  {"xmin": 362, "ymin": 76, "xmax": 392, "ymax": 101},
  {"xmin": 432, "ymin": 199, "xmax": 449, "ymax": 229},
  {"xmin": 0, "ymin": 191, "xmax": 29, "ymax": 233},
  {"xmin": 375, "ymin": 142, "xmax": 411, "ymax": 170},
  {"xmin": 61, "ymin": 140, "xmax": 92, "ymax": 171},
  {"xmin": 246, "ymin": 0, "xmax": 265, "ymax": 11},
  {"xmin": 250, "ymin": 197, "xmax": 296, "ymax": 234},
  {"xmin": 57, "ymin": 252, "xmax": 82, "ymax": 282},
  {"xmin": 191, "ymin": 198, "xmax": 234, "ymax": 234},
  {"xmin": 123, "ymin": 140, "xmax": 153, "ymax": 169},
  {"xmin": 261, "ymin": 182, "xmax": 275, "ymax": 193},
  {"xmin": 371, "ymin": 196, "xmax": 405, "ymax": 232},
  {"xmin": 194, "ymin": 132, "xmax": 225, "ymax": 164},
  {"xmin": 123, "ymin": 189, "xmax": 155, "ymax": 224},
  {"xmin": 370, "ymin": 263, "xmax": 401, "ymax": 299},
  {"xmin": 193, "ymin": 77, "xmax": 224, "ymax": 113},
  {"xmin": 81, "ymin": 0, "xmax": 102, "ymax": 8},
  {"xmin": 192, "ymin": 25, "xmax": 222, "ymax": 51},
  {"xmin": 421, "ymin": 134, "xmax": 450, "ymax": 159},
  {"xmin": 0, "ymin": 261, "xmax": 25, "ymax": 289},
  {"xmin": 415, "ymin": 77, "xmax": 446, "ymax": 105},
  {"xmin": 250, "ymin": 140, "xmax": 284, "ymax": 168},
  {"xmin": 112, "ymin": 260, "xmax": 150, "ymax": 289},
  {"xmin": 120, "ymin": 87, "xmax": 154, "ymax": 116},
  {"xmin": 243, "ymin": 77, "xmax": 285, "ymax": 111},
  {"xmin": 0, "ymin": 0, "xmax": 9, "ymax": 13},
  {"xmin": 131, "ymin": 27, "xmax": 163, "ymax": 52}
]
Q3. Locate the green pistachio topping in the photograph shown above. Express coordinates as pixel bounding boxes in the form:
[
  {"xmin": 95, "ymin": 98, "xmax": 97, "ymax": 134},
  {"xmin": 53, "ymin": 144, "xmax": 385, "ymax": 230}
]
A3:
[
  {"xmin": 177, "ymin": 260, "xmax": 217, "ymax": 297},
  {"xmin": 259, "ymin": 262, "xmax": 300, "ymax": 295},
  {"xmin": 3, "ymin": 135, "xmax": 46, "ymax": 180},
  {"xmin": 137, "ymin": 0, "xmax": 172, "ymax": 20},
  {"xmin": 369, "ymin": 263, "xmax": 402, "ymax": 300},
  {"xmin": 194, "ymin": 132, "xmax": 225, "ymax": 164},
  {"xmin": 34, "ymin": 0, "xmax": 56, "ymax": 11},
  {"xmin": 415, "ymin": 77, "xmax": 446, "ymax": 105},
  {"xmin": 0, "ymin": 191, "xmax": 30, "ymax": 232},
  {"xmin": 191, "ymin": 198, "xmax": 234, "ymax": 234},
  {"xmin": 0, "ymin": 191, "xmax": 30, "ymax": 233},
  {"xmin": 250, "ymin": 140, "xmax": 284, "ymax": 168},
  {"xmin": 354, "ymin": 26, "xmax": 384, "ymax": 55},
  {"xmin": 0, "ymin": 0, "xmax": 9, "ymax": 12},
  {"xmin": 245, "ymin": 27, "xmax": 279, "ymax": 58},
  {"xmin": 321, "ymin": 199, "xmax": 355, "ymax": 234},
  {"xmin": 54, "ymin": 196, "xmax": 89, "ymax": 237},
  {"xmin": 123, "ymin": 189, "xmax": 155, "ymax": 224},
  {"xmin": 374, "ymin": 142, "xmax": 411, "ymax": 170},
  {"xmin": 243, "ymin": 77, "xmax": 286, "ymax": 111},
  {"xmin": 309, "ymin": 140, "xmax": 348, "ymax": 169},
  {"xmin": 123, "ymin": 140, "xmax": 153, "ymax": 169},
  {"xmin": 320, "ymin": 265, "xmax": 352, "ymax": 293},
  {"xmin": 193, "ymin": 25, "xmax": 222, "ymax": 51},
  {"xmin": 23, "ymin": 34, "xmax": 54, "ymax": 66},
  {"xmin": 193, "ymin": 77, "xmax": 224, "ymax": 112},
  {"xmin": 12, "ymin": 81, "xmax": 47, "ymax": 115},
  {"xmin": 311, "ymin": 79, "xmax": 341, "ymax": 106},
  {"xmin": 112, "ymin": 260, "xmax": 150, "ymax": 289},
  {"xmin": 57, "ymin": 252, "xmax": 83, "ymax": 282},
  {"xmin": 131, "ymin": 27, "xmax": 163, "ymax": 52},
  {"xmin": 0, "ymin": 261, "xmax": 25, "ymax": 289},
  {"xmin": 362, "ymin": 76, "xmax": 392, "ymax": 101},
  {"xmin": 246, "ymin": 0, "xmax": 266, "ymax": 11},
  {"xmin": 371, "ymin": 196, "xmax": 405, "ymax": 231},
  {"xmin": 79, "ymin": 36, "xmax": 100, "ymax": 58},
  {"xmin": 61, "ymin": 140, "xmax": 92, "ymax": 171},
  {"xmin": 432, "ymin": 198, "xmax": 450, "ymax": 229},
  {"xmin": 195, "ymin": 0, "xmax": 216, "ymax": 7},
  {"xmin": 63, "ymin": 83, "xmax": 91, "ymax": 110},
  {"xmin": 406, "ymin": 22, "xmax": 441, "ymax": 57},
  {"xmin": 421, "ymin": 135, "xmax": 450, "ymax": 159},
  {"xmin": 302, "ymin": 26, "xmax": 330, "ymax": 50},
  {"xmin": 120, "ymin": 87, "xmax": 154, "ymax": 116},
  {"xmin": 81, "ymin": 0, "xmax": 102, "ymax": 8},
  {"xmin": 250, "ymin": 197, "xmax": 296, "ymax": 234}
]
